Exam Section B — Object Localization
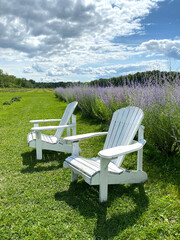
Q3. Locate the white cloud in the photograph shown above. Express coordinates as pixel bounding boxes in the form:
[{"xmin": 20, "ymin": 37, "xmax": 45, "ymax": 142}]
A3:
[
  {"xmin": 0, "ymin": 0, "xmax": 168, "ymax": 81},
  {"xmin": 0, "ymin": 0, "xmax": 163, "ymax": 56},
  {"xmin": 44, "ymin": 59, "xmax": 167, "ymax": 81},
  {"xmin": 138, "ymin": 39, "xmax": 180, "ymax": 59},
  {"xmin": 23, "ymin": 67, "xmax": 33, "ymax": 73},
  {"xmin": 32, "ymin": 63, "xmax": 44, "ymax": 72}
]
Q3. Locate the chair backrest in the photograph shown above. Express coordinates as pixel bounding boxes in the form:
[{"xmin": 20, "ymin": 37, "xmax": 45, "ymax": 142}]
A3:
[
  {"xmin": 55, "ymin": 101, "xmax": 78, "ymax": 139},
  {"xmin": 103, "ymin": 106, "xmax": 144, "ymax": 167}
]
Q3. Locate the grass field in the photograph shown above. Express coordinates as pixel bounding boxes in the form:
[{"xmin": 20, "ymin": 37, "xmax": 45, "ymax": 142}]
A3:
[{"xmin": 0, "ymin": 90, "xmax": 179, "ymax": 239}]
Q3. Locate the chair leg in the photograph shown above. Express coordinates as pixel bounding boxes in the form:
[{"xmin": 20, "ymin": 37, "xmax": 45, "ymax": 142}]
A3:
[
  {"xmin": 71, "ymin": 171, "xmax": 78, "ymax": 182},
  {"xmin": 36, "ymin": 131, "xmax": 42, "ymax": 160},
  {"xmin": 99, "ymin": 181, "xmax": 108, "ymax": 202},
  {"xmin": 99, "ymin": 158, "xmax": 110, "ymax": 202},
  {"xmin": 36, "ymin": 147, "xmax": 42, "ymax": 160},
  {"xmin": 72, "ymin": 142, "xmax": 79, "ymax": 156}
]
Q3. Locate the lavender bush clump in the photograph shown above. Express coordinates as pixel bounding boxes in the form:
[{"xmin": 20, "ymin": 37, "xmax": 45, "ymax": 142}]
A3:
[{"xmin": 54, "ymin": 81, "xmax": 180, "ymax": 155}]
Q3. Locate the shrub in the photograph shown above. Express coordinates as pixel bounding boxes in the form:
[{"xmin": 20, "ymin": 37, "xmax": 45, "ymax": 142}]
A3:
[
  {"xmin": 3, "ymin": 96, "xmax": 22, "ymax": 105},
  {"xmin": 10, "ymin": 96, "xmax": 22, "ymax": 103},
  {"xmin": 3, "ymin": 101, "xmax": 11, "ymax": 105}
]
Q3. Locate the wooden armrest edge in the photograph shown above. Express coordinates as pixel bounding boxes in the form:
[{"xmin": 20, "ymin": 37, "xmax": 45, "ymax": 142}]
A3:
[
  {"xmin": 30, "ymin": 119, "xmax": 61, "ymax": 123},
  {"xmin": 98, "ymin": 139, "xmax": 146, "ymax": 159},
  {"xmin": 64, "ymin": 132, "xmax": 108, "ymax": 142}
]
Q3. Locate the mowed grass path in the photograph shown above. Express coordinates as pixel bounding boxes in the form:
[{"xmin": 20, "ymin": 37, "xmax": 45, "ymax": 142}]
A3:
[{"xmin": 0, "ymin": 91, "xmax": 179, "ymax": 239}]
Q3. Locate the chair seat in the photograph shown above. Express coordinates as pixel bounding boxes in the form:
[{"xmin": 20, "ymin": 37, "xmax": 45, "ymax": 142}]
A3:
[
  {"xmin": 28, "ymin": 132, "xmax": 58, "ymax": 144},
  {"xmin": 65, "ymin": 156, "xmax": 124, "ymax": 177}
]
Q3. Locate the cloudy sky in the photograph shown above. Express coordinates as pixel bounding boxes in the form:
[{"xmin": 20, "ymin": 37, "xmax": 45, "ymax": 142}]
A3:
[{"xmin": 0, "ymin": 0, "xmax": 179, "ymax": 82}]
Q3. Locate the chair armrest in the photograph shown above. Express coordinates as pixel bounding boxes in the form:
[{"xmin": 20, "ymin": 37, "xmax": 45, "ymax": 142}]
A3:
[
  {"xmin": 98, "ymin": 139, "xmax": 146, "ymax": 159},
  {"xmin": 64, "ymin": 132, "xmax": 108, "ymax": 142},
  {"xmin": 30, "ymin": 119, "xmax": 61, "ymax": 123},
  {"xmin": 31, "ymin": 123, "xmax": 75, "ymax": 131}
]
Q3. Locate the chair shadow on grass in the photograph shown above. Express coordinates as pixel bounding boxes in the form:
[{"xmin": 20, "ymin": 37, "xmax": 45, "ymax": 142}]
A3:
[
  {"xmin": 21, "ymin": 150, "xmax": 70, "ymax": 174},
  {"xmin": 55, "ymin": 181, "xmax": 149, "ymax": 239}
]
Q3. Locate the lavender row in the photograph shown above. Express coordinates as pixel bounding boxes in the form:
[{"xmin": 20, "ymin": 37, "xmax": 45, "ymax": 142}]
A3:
[{"xmin": 54, "ymin": 82, "xmax": 180, "ymax": 156}]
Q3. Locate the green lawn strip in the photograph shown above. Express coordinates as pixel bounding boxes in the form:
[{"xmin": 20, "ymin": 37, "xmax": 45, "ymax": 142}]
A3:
[{"xmin": 0, "ymin": 91, "xmax": 179, "ymax": 239}]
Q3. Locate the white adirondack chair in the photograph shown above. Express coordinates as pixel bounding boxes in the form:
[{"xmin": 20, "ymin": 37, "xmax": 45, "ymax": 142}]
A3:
[
  {"xmin": 28, "ymin": 101, "xmax": 78, "ymax": 160},
  {"xmin": 63, "ymin": 106, "xmax": 147, "ymax": 202}
]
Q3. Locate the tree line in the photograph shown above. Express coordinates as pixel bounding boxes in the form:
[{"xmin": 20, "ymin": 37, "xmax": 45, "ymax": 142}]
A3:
[
  {"xmin": 0, "ymin": 68, "xmax": 179, "ymax": 89},
  {"xmin": 88, "ymin": 70, "xmax": 180, "ymax": 87},
  {"xmin": 0, "ymin": 69, "xmax": 79, "ymax": 88}
]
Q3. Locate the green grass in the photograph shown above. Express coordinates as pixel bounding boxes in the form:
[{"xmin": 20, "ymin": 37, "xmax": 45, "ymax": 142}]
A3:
[{"xmin": 0, "ymin": 90, "xmax": 179, "ymax": 239}]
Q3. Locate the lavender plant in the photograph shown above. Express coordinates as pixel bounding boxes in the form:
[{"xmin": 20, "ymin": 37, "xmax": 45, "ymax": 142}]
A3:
[{"xmin": 54, "ymin": 81, "xmax": 180, "ymax": 155}]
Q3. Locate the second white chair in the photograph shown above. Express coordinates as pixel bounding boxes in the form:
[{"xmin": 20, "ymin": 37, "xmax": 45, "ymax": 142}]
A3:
[{"xmin": 28, "ymin": 101, "xmax": 78, "ymax": 160}]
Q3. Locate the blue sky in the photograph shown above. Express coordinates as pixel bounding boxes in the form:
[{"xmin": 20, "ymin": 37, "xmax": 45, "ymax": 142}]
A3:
[{"xmin": 0, "ymin": 0, "xmax": 179, "ymax": 82}]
